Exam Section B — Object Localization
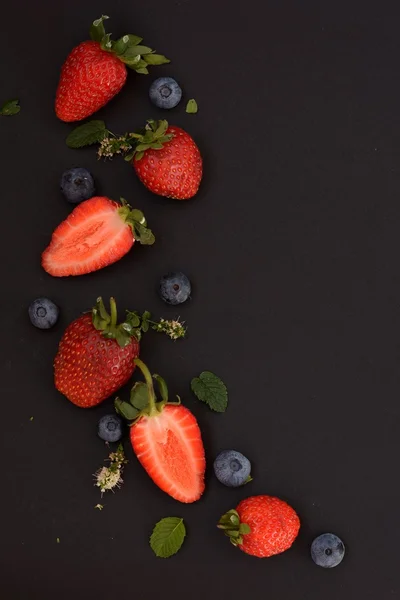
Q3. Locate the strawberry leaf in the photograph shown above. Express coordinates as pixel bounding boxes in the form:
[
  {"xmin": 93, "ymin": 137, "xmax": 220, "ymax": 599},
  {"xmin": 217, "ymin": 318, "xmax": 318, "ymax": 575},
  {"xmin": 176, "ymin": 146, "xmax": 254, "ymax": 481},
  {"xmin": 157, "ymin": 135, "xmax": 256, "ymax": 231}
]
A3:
[
  {"xmin": 66, "ymin": 120, "xmax": 107, "ymax": 148},
  {"xmin": 153, "ymin": 374, "xmax": 169, "ymax": 402},
  {"xmin": 0, "ymin": 99, "xmax": 20, "ymax": 116},
  {"xmin": 90, "ymin": 15, "xmax": 109, "ymax": 42},
  {"xmin": 125, "ymin": 34, "xmax": 143, "ymax": 46},
  {"xmin": 150, "ymin": 517, "xmax": 186, "ymax": 558},
  {"xmin": 130, "ymin": 382, "xmax": 149, "ymax": 410},
  {"xmin": 190, "ymin": 371, "xmax": 228, "ymax": 412},
  {"xmin": 186, "ymin": 99, "xmax": 198, "ymax": 114},
  {"xmin": 114, "ymin": 397, "xmax": 139, "ymax": 420},
  {"xmin": 144, "ymin": 54, "xmax": 170, "ymax": 66}
]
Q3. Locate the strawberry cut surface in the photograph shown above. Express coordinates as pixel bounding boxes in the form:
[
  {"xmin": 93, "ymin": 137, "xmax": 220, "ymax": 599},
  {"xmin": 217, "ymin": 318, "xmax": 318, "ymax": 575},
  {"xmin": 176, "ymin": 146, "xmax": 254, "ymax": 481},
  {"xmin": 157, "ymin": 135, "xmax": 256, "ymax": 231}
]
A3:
[
  {"xmin": 42, "ymin": 196, "xmax": 134, "ymax": 277},
  {"xmin": 130, "ymin": 405, "xmax": 205, "ymax": 503}
]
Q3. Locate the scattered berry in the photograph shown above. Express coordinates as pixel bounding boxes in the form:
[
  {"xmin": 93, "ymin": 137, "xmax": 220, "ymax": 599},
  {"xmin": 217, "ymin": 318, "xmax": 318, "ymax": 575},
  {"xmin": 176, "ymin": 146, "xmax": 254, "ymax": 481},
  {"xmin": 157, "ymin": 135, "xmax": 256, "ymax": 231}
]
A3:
[
  {"xmin": 218, "ymin": 495, "xmax": 300, "ymax": 558},
  {"xmin": 214, "ymin": 450, "xmax": 251, "ymax": 487},
  {"xmin": 42, "ymin": 196, "xmax": 154, "ymax": 277},
  {"xmin": 98, "ymin": 414, "xmax": 123, "ymax": 442},
  {"xmin": 159, "ymin": 272, "xmax": 191, "ymax": 305},
  {"xmin": 149, "ymin": 77, "xmax": 182, "ymax": 109},
  {"xmin": 127, "ymin": 359, "xmax": 206, "ymax": 503},
  {"xmin": 55, "ymin": 16, "xmax": 169, "ymax": 122},
  {"xmin": 60, "ymin": 167, "xmax": 95, "ymax": 204},
  {"xmin": 311, "ymin": 533, "xmax": 345, "ymax": 568},
  {"xmin": 28, "ymin": 298, "xmax": 59, "ymax": 329}
]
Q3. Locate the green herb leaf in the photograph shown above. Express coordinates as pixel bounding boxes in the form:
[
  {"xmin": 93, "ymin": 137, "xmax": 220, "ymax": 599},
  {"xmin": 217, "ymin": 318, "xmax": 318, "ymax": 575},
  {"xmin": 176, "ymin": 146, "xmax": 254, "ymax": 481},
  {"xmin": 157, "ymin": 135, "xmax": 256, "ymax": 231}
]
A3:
[
  {"xmin": 141, "ymin": 311, "xmax": 151, "ymax": 333},
  {"xmin": 190, "ymin": 371, "xmax": 228, "ymax": 412},
  {"xmin": 144, "ymin": 53, "xmax": 170, "ymax": 65},
  {"xmin": 135, "ymin": 67, "xmax": 149, "ymax": 75},
  {"xmin": 125, "ymin": 311, "xmax": 141, "ymax": 328},
  {"xmin": 186, "ymin": 99, "xmax": 198, "ymax": 114},
  {"xmin": 66, "ymin": 120, "xmax": 107, "ymax": 148},
  {"xmin": 114, "ymin": 397, "xmax": 139, "ymax": 420},
  {"xmin": 90, "ymin": 15, "xmax": 109, "ymax": 42},
  {"xmin": 0, "ymin": 99, "xmax": 20, "ymax": 116},
  {"xmin": 130, "ymin": 382, "xmax": 149, "ymax": 410},
  {"xmin": 150, "ymin": 517, "xmax": 186, "ymax": 558}
]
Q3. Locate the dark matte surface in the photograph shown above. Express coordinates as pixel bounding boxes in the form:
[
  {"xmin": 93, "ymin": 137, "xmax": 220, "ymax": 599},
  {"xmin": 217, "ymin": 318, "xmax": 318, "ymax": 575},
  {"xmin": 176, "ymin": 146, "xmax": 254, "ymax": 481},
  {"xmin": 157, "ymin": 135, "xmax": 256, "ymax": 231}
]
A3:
[{"xmin": 1, "ymin": 1, "xmax": 400, "ymax": 598}]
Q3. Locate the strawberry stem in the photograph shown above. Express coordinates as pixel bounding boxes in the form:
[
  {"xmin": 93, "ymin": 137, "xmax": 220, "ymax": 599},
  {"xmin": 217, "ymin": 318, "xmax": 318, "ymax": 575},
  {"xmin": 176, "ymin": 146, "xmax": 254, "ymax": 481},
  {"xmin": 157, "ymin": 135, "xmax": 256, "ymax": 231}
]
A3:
[{"xmin": 134, "ymin": 358, "xmax": 158, "ymax": 415}]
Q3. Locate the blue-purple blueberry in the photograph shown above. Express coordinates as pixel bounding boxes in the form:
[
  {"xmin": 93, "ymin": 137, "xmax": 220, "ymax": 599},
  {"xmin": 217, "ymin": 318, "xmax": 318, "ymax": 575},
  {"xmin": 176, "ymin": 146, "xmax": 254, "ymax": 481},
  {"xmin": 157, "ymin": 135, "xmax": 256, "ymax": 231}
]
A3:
[
  {"xmin": 28, "ymin": 298, "xmax": 59, "ymax": 329},
  {"xmin": 98, "ymin": 415, "xmax": 123, "ymax": 443},
  {"xmin": 213, "ymin": 450, "xmax": 252, "ymax": 487},
  {"xmin": 60, "ymin": 168, "xmax": 95, "ymax": 204},
  {"xmin": 159, "ymin": 272, "xmax": 191, "ymax": 305},
  {"xmin": 149, "ymin": 77, "xmax": 182, "ymax": 109},
  {"xmin": 311, "ymin": 533, "xmax": 345, "ymax": 568}
]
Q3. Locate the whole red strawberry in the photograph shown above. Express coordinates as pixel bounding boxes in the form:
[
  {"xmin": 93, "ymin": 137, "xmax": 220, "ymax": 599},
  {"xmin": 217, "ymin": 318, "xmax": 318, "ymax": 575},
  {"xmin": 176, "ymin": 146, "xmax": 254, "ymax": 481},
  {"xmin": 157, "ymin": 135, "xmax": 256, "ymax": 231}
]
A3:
[
  {"xmin": 54, "ymin": 298, "xmax": 186, "ymax": 408},
  {"xmin": 218, "ymin": 495, "xmax": 300, "ymax": 558},
  {"xmin": 55, "ymin": 16, "xmax": 169, "ymax": 122},
  {"xmin": 131, "ymin": 120, "xmax": 202, "ymax": 200},
  {"xmin": 54, "ymin": 298, "xmax": 140, "ymax": 407}
]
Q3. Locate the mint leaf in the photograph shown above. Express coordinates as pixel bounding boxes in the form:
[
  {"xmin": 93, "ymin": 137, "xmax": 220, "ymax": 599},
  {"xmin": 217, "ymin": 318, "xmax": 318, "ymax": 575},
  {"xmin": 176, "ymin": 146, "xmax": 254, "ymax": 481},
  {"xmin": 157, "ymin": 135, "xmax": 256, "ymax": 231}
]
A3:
[
  {"xmin": 66, "ymin": 120, "xmax": 107, "ymax": 148},
  {"xmin": 186, "ymin": 99, "xmax": 198, "ymax": 114},
  {"xmin": 191, "ymin": 371, "xmax": 228, "ymax": 412},
  {"xmin": 150, "ymin": 517, "xmax": 186, "ymax": 558},
  {"xmin": 0, "ymin": 99, "xmax": 20, "ymax": 116}
]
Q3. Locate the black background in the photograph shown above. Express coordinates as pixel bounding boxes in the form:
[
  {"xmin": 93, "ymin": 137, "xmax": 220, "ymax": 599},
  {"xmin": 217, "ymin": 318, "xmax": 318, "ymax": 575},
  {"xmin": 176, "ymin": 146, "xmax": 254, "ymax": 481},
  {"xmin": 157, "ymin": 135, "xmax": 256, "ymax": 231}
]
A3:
[{"xmin": 1, "ymin": 1, "xmax": 400, "ymax": 598}]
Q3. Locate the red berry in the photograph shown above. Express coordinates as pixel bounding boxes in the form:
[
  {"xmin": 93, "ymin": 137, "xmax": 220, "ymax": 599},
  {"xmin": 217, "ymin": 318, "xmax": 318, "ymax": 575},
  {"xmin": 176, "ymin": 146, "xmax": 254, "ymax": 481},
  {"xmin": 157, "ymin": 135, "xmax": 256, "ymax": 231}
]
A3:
[
  {"xmin": 134, "ymin": 126, "xmax": 202, "ymax": 200},
  {"xmin": 55, "ymin": 41, "xmax": 127, "ymax": 122},
  {"xmin": 54, "ymin": 314, "xmax": 139, "ymax": 408}
]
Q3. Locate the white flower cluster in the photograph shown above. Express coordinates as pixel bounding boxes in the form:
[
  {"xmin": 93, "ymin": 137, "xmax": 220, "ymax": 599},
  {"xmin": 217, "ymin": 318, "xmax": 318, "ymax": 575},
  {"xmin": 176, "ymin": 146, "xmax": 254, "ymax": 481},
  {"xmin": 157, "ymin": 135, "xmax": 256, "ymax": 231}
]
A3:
[{"xmin": 94, "ymin": 445, "xmax": 127, "ymax": 495}]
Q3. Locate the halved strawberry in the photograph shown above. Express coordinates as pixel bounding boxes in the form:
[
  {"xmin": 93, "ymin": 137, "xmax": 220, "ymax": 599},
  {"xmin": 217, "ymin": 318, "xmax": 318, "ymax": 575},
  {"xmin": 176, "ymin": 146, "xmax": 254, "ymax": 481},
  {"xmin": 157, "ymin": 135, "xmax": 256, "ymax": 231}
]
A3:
[
  {"xmin": 115, "ymin": 359, "xmax": 205, "ymax": 503},
  {"xmin": 42, "ymin": 196, "xmax": 154, "ymax": 277}
]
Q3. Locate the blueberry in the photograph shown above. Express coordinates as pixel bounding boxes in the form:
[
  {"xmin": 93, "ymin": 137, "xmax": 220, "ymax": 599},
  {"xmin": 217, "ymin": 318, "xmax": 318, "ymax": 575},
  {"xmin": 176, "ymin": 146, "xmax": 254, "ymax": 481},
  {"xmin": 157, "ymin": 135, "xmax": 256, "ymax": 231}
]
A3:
[
  {"xmin": 311, "ymin": 533, "xmax": 345, "ymax": 568},
  {"xmin": 213, "ymin": 450, "xmax": 252, "ymax": 487},
  {"xmin": 149, "ymin": 77, "xmax": 182, "ymax": 109},
  {"xmin": 98, "ymin": 415, "xmax": 123, "ymax": 443},
  {"xmin": 28, "ymin": 298, "xmax": 59, "ymax": 329},
  {"xmin": 159, "ymin": 272, "xmax": 191, "ymax": 305},
  {"xmin": 60, "ymin": 168, "xmax": 95, "ymax": 204}
]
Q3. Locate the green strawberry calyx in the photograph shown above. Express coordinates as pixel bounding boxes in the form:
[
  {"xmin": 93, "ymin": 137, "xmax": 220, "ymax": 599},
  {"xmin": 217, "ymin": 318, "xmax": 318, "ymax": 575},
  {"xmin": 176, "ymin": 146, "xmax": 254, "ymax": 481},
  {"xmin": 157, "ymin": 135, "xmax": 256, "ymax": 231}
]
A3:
[
  {"xmin": 117, "ymin": 197, "xmax": 155, "ymax": 245},
  {"xmin": 217, "ymin": 509, "xmax": 252, "ymax": 547},
  {"xmin": 114, "ymin": 358, "xmax": 182, "ymax": 422},
  {"xmin": 92, "ymin": 298, "xmax": 187, "ymax": 348},
  {"xmin": 90, "ymin": 15, "xmax": 170, "ymax": 74}
]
